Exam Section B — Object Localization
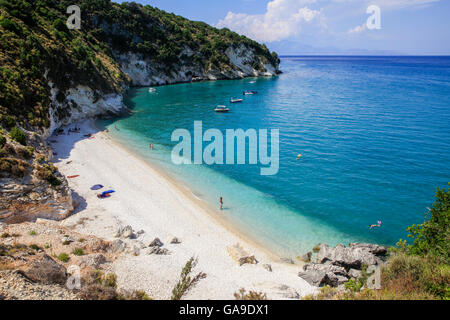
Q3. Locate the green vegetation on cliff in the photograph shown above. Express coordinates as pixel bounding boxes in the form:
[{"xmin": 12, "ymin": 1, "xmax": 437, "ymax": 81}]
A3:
[{"xmin": 0, "ymin": 0, "xmax": 279, "ymax": 132}]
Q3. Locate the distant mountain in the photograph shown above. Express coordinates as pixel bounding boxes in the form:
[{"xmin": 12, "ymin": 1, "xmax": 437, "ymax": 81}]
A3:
[{"xmin": 267, "ymin": 41, "xmax": 401, "ymax": 56}]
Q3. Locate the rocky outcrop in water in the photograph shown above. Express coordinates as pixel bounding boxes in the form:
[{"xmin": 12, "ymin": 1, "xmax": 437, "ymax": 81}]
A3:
[{"xmin": 298, "ymin": 243, "xmax": 387, "ymax": 287}]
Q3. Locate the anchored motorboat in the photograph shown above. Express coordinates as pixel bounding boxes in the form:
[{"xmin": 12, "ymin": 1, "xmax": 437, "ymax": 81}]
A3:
[
  {"xmin": 230, "ymin": 97, "xmax": 243, "ymax": 103},
  {"xmin": 214, "ymin": 105, "xmax": 230, "ymax": 113}
]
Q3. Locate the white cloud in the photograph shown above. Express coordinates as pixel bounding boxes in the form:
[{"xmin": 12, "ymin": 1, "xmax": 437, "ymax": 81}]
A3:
[
  {"xmin": 373, "ymin": 0, "xmax": 439, "ymax": 9},
  {"xmin": 348, "ymin": 23, "xmax": 366, "ymax": 34},
  {"xmin": 216, "ymin": 0, "xmax": 321, "ymax": 42},
  {"xmin": 332, "ymin": 0, "xmax": 439, "ymax": 10}
]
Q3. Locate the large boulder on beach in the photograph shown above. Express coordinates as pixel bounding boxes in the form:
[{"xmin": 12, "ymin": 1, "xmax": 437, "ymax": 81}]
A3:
[
  {"xmin": 227, "ymin": 243, "xmax": 257, "ymax": 266},
  {"xmin": 147, "ymin": 246, "xmax": 170, "ymax": 255},
  {"xmin": 148, "ymin": 238, "xmax": 163, "ymax": 247},
  {"xmin": 298, "ymin": 263, "xmax": 349, "ymax": 287},
  {"xmin": 299, "ymin": 242, "xmax": 386, "ymax": 287},
  {"xmin": 263, "ymin": 264, "xmax": 272, "ymax": 272},
  {"xmin": 78, "ymin": 253, "xmax": 107, "ymax": 268},
  {"xmin": 109, "ymin": 239, "xmax": 127, "ymax": 253},
  {"xmin": 298, "ymin": 252, "xmax": 312, "ymax": 263},
  {"xmin": 22, "ymin": 254, "xmax": 67, "ymax": 285},
  {"xmin": 114, "ymin": 225, "xmax": 135, "ymax": 239},
  {"xmin": 167, "ymin": 236, "xmax": 181, "ymax": 244},
  {"xmin": 316, "ymin": 243, "xmax": 386, "ymax": 269}
]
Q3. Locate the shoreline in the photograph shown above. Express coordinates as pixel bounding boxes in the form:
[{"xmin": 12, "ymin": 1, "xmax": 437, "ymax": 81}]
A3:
[
  {"xmin": 50, "ymin": 119, "xmax": 316, "ymax": 299},
  {"xmin": 97, "ymin": 121, "xmax": 283, "ymax": 262}
]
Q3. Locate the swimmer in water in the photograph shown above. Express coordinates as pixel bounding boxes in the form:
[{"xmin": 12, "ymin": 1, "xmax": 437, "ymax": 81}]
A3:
[{"xmin": 369, "ymin": 221, "xmax": 382, "ymax": 229}]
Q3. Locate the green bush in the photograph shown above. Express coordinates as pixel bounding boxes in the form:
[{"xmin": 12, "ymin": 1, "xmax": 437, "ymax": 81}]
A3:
[
  {"xmin": 72, "ymin": 248, "xmax": 85, "ymax": 256},
  {"xmin": 16, "ymin": 146, "xmax": 33, "ymax": 159},
  {"xmin": 0, "ymin": 17, "xmax": 21, "ymax": 34},
  {"xmin": 0, "ymin": 158, "xmax": 28, "ymax": 177},
  {"xmin": 407, "ymin": 184, "xmax": 450, "ymax": 263},
  {"xmin": 53, "ymin": 18, "xmax": 67, "ymax": 33},
  {"xmin": 1, "ymin": 115, "xmax": 16, "ymax": 129},
  {"xmin": 0, "ymin": 135, "xmax": 5, "ymax": 147},
  {"xmin": 9, "ymin": 127, "xmax": 27, "ymax": 145},
  {"xmin": 57, "ymin": 253, "xmax": 69, "ymax": 262}
]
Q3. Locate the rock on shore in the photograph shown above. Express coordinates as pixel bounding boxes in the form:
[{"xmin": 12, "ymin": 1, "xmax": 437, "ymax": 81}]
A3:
[{"xmin": 298, "ymin": 243, "xmax": 387, "ymax": 287}]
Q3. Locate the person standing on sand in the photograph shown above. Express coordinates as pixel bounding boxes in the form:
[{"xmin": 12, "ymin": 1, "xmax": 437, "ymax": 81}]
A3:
[{"xmin": 219, "ymin": 197, "xmax": 223, "ymax": 210}]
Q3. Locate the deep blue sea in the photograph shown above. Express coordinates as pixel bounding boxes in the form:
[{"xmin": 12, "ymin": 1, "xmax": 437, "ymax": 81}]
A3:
[{"xmin": 101, "ymin": 56, "xmax": 450, "ymax": 257}]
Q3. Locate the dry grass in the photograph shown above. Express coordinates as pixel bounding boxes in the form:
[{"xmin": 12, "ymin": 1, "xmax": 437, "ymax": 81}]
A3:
[{"xmin": 234, "ymin": 288, "xmax": 268, "ymax": 300}]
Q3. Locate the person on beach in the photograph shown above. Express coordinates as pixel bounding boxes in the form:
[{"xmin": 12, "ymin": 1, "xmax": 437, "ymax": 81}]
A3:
[
  {"xmin": 149, "ymin": 144, "xmax": 154, "ymax": 150},
  {"xmin": 219, "ymin": 197, "xmax": 223, "ymax": 210}
]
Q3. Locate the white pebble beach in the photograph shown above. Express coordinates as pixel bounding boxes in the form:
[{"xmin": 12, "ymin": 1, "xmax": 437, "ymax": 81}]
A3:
[{"xmin": 51, "ymin": 120, "xmax": 316, "ymax": 300}]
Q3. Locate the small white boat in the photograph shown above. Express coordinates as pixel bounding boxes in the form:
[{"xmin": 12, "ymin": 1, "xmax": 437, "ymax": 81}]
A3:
[
  {"xmin": 243, "ymin": 90, "xmax": 258, "ymax": 95},
  {"xmin": 214, "ymin": 105, "xmax": 230, "ymax": 113},
  {"xmin": 249, "ymin": 80, "xmax": 256, "ymax": 84},
  {"xmin": 230, "ymin": 97, "xmax": 243, "ymax": 103},
  {"xmin": 148, "ymin": 87, "xmax": 156, "ymax": 93}
]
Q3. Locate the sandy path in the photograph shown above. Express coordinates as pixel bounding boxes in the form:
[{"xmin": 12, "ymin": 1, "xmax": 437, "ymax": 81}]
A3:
[{"xmin": 51, "ymin": 120, "xmax": 316, "ymax": 300}]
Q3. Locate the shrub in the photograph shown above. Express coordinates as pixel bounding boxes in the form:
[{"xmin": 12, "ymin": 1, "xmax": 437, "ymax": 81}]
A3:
[
  {"xmin": 0, "ymin": 135, "xmax": 5, "ymax": 147},
  {"xmin": 72, "ymin": 248, "xmax": 84, "ymax": 256},
  {"xmin": 35, "ymin": 164, "xmax": 61, "ymax": 186},
  {"xmin": 1, "ymin": 116, "xmax": 16, "ymax": 129},
  {"xmin": 9, "ymin": 127, "xmax": 27, "ymax": 145},
  {"xmin": 118, "ymin": 289, "xmax": 152, "ymax": 300},
  {"xmin": 53, "ymin": 18, "xmax": 68, "ymax": 33},
  {"xmin": 407, "ymin": 184, "xmax": 450, "ymax": 263},
  {"xmin": 57, "ymin": 253, "xmax": 69, "ymax": 262},
  {"xmin": 234, "ymin": 288, "xmax": 268, "ymax": 300},
  {"xmin": 381, "ymin": 252, "xmax": 450, "ymax": 299},
  {"xmin": 29, "ymin": 244, "xmax": 41, "ymax": 251},
  {"xmin": 79, "ymin": 284, "xmax": 118, "ymax": 300},
  {"xmin": 16, "ymin": 146, "xmax": 33, "ymax": 159},
  {"xmin": 36, "ymin": 154, "xmax": 47, "ymax": 164},
  {"xmin": 312, "ymin": 243, "xmax": 322, "ymax": 253},
  {"xmin": 0, "ymin": 18, "xmax": 21, "ymax": 34},
  {"xmin": 3, "ymin": 143, "xmax": 15, "ymax": 155},
  {"xmin": 133, "ymin": 290, "xmax": 151, "ymax": 300},
  {"xmin": 47, "ymin": 175, "xmax": 62, "ymax": 187},
  {"xmin": 171, "ymin": 257, "xmax": 206, "ymax": 300},
  {"xmin": 0, "ymin": 158, "xmax": 28, "ymax": 177},
  {"xmin": 29, "ymin": 230, "xmax": 36, "ymax": 236},
  {"xmin": 103, "ymin": 273, "xmax": 117, "ymax": 288}
]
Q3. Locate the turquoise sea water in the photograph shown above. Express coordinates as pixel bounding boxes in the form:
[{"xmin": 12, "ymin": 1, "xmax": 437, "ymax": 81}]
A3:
[{"xmin": 101, "ymin": 56, "xmax": 450, "ymax": 257}]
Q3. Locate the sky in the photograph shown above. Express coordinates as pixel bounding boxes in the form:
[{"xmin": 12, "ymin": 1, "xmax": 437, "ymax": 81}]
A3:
[{"xmin": 115, "ymin": 0, "xmax": 450, "ymax": 55}]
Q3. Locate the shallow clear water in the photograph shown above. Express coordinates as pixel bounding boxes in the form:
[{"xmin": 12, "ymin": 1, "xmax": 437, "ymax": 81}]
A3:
[{"xmin": 101, "ymin": 56, "xmax": 450, "ymax": 257}]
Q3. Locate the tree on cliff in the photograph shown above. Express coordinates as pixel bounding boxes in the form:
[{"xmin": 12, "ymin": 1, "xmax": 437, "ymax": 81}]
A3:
[{"xmin": 407, "ymin": 183, "xmax": 450, "ymax": 263}]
